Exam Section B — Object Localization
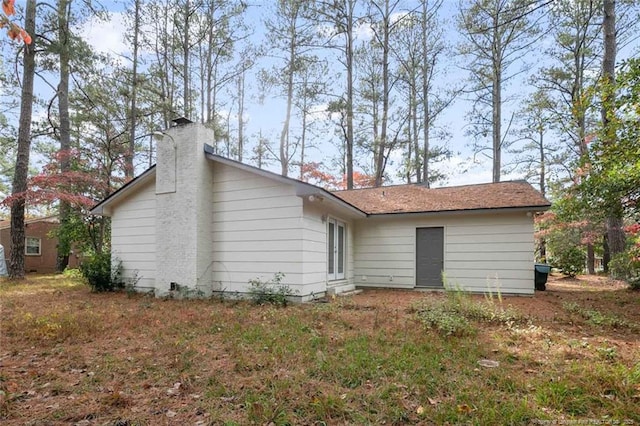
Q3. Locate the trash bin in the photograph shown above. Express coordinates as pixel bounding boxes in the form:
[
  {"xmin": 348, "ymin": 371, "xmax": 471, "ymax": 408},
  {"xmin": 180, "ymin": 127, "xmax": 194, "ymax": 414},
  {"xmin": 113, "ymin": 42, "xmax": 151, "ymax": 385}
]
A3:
[{"xmin": 534, "ymin": 263, "xmax": 551, "ymax": 291}]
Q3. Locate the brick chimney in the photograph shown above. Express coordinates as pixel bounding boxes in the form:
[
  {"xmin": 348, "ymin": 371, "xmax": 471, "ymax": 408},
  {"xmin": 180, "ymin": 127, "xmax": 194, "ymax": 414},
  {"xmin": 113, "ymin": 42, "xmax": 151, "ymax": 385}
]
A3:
[{"xmin": 154, "ymin": 121, "xmax": 215, "ymax": 296}]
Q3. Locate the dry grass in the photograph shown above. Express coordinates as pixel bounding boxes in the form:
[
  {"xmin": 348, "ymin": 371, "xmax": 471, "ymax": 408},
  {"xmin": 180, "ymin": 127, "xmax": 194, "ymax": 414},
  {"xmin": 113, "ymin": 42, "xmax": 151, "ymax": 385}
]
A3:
[{"xmin": 1, "ymin": 274, "xmax": 639, "ymax": 425}]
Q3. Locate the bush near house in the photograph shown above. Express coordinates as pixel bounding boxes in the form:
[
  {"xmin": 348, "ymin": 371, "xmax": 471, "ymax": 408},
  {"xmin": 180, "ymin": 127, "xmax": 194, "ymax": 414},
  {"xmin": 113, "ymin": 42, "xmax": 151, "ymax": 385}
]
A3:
[
  {"xmin": 248, "ymin": 272, "xmax": 296, "ymax": 306},
  {"xmin": 550, "ymin": 245, "xmax": 586, "ymax": 277},
  {"xmin": 79, "ymin": 251, "xmax": 123, "ymax": 292}
]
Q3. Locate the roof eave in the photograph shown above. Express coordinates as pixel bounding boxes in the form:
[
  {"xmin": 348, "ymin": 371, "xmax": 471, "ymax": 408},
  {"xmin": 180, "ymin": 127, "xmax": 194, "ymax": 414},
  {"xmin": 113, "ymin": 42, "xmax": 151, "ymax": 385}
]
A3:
[
  {"xmin": 0, "ymin": 215, "xmax": 60, "ymax": 230},
  {"xmin": 365, "ymin": 204, "xmax": 551, "ymax": 218},
  {"xmin": 295, "ymin": 186, "xmax": 367, "ymax": 218}
]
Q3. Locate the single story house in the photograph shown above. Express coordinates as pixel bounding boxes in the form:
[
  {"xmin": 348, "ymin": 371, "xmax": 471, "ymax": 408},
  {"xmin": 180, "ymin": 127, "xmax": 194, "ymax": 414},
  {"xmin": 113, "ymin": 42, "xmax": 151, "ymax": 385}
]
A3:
[
  {"xmin": 0, "ymin": 216, "xmax": 80, "ymax": 273},
  {"xmin": 90, "ymin": 122, "xmax": 550, "ymax": 300}
]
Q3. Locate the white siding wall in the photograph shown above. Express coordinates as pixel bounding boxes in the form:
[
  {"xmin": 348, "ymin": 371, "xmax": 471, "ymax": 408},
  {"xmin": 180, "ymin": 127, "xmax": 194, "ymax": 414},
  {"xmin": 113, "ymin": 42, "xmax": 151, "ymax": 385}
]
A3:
[
  {"xmin": 346, "ymin": 220, "xmax": 355, "ymax": 290},
  {"xmin": 301, "ymin": 202, "xmax": 327, "ymax": 296},
  {"xmin": 111, "ymin": 179, "xmax": 156, "ymax": 290},
  {"xmin": 301, "ymin": 201, "xmax": 356, "ymax": 296},
  {"xmin": 353, "ymin": 212, "xmax": 535, "ymax": 295},
  {"xmin": 211, "ymin": 163, "xmax": 308, "ymax": 296}
]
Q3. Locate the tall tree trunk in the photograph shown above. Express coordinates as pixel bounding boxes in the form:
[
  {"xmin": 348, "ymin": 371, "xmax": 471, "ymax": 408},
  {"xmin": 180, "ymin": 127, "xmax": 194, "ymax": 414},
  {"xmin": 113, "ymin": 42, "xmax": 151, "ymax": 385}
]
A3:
[
  {"xmin": 421, "ymin": 0, "xmax": 429, "ymax": 186},
  {"xmin": 257, "ymin": 129, "xmax": 265, "ymax": 169},
  {"xmin": 344, "ymin": 0, "xmax": 355, "ymax": 189},
  {"xmin": 183, "ymin": 0, "xmax": 190, "ymax": 117},
  {"xmin": 299, "ymin": 113, "xmax": 307, "ymax": 180},
  {"xmin": 127, "ymin": 0, "xmax": 140, "ymax": 179},
  {"xmin": 539, "ymin": 129, "xmax": 545, "ymax": 196},
  {"xmin": 237, "ymin": 66, "xmax": 245, "ymax": 162},
  {"xmin": 374, "ymin": 0, "xmax": 390, "ymax": 187},
  {"xmin": 575, "ymin": 38, "xmax": 588, "ymax": 158},
  {"xmin": 587, "ymin": 244, "xmax": 595, "ymax": 274},
  {"xmin": 9, "ymin": 0, "xmax": 37, "ymax": 279},
  {"xmin": 492, "ymin": 12, "xmax": 502, "ymax": 183},
  {"xmin": 279, "ymin": 32, "xmax": 296, "ymax": 177},
  {"xmin": 573, "ymin": 0, "xmax": 593, "ymax": 158},
  {"xmin": 299, "ymin": 88, "xmax": 308, "ymax": 180},
  {"xmin": 226, "ymin": 110, "xmax": 231, "ymax": 157},
  {"xmin": 585, "ymin": 245, "xmax": 595, "ymax": 274},
  {"xmin": 148, "ymin": 134, "xmax": 153, "ymax": 168},
  {"xmin": 206, "ymin": 44, "xmax": 212, "ymax": 123},
  {"xmin": 411, "ymin": 83, "xmax": 419, "ymax": 184},
  {"xmin": 602, "ymin": 234, "xmax": 610, "ymax": 273},
  {"xmin": 205, "ymin": 3, "xmax": 214, "ymax": 126},
  {"xmin": 606, "ymin": 213, "xmax": 625, "ymax": 265},
  {"xmin": 406, "ymin": 89, "xmax": 413, "ymax": 184},
  {"xmin": 57, "ymin": 0, "xmax": 71, "ymax": 273},
  {"xmin": 199, "ymin": 43, "xmax": 205, "ymax": 123},
  {"xmin": 601, "ymin": 0, "xmax": 625, "ymax": 262},
  {"xmin": 155, "ymin": 8, "xmax": 171, "ymax": 129},
  {"xmin": 538, "ymin": 128, "xmax": 547, "ymax": 262}
]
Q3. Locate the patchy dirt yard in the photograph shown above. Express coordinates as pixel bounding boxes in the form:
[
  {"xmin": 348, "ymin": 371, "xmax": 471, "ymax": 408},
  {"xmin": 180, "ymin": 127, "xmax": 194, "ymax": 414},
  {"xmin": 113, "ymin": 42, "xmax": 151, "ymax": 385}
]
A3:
[
  {"xmin": 353, "ymin": 273, "xmax": 637, "ymax": 326},
  {"xmin": 350, "ymin": 274, "xmax": 640, "ymax": 363},
  {"xmin": 1, "ymin": 274, "xmax": 639, "ymax": 425}
]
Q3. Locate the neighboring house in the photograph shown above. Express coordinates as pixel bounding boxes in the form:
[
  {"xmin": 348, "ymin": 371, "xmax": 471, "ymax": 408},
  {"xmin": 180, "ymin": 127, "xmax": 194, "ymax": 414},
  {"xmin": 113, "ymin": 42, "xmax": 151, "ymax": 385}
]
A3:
[
  {"xmin": 90, "ymin": 122, "xmax": 550, "ymax": 300},
  {"xmin": 0, "ymin": 216, "xmax": 80, "ymax": 273}
]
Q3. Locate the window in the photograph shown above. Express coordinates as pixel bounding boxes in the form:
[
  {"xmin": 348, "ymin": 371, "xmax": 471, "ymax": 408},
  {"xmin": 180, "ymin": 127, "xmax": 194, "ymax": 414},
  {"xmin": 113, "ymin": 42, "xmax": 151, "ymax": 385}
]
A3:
[
  {"xmin": 328, "ymin": 219, "xmax": 345, "ymax": 280},
  {"xmin": 25, "ymin": 237, "xmax": 41, "ymax": 256}
]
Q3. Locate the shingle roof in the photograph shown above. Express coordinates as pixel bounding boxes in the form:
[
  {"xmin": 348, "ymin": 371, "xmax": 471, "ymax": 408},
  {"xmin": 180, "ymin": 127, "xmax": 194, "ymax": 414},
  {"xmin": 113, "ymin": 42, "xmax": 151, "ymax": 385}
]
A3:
[
  {"xmin": 332, "ymin": 181, "xmax": 550, "ymax": 215},
  {"xmin": 0, "ymin": 216, "xmax": 59, "ymax": 230}
]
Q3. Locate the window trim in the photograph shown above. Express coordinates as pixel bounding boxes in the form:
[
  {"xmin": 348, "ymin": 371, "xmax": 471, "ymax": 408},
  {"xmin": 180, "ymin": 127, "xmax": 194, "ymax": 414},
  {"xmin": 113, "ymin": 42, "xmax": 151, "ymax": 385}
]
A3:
[
  {"xmin": 327, "ymin": 218, "xmax": 346, "ymax": 281},
  {"xmin": 25, "ymin": 236, "xmax": 41, "ymax": 256}
]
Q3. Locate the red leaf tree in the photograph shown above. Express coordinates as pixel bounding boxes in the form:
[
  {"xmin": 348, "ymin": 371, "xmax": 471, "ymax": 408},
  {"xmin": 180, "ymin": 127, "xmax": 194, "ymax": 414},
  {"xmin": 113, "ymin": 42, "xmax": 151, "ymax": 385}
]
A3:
[{"xmin": 1, "ymin": 0, "xmax": 32, "ymax": 43}]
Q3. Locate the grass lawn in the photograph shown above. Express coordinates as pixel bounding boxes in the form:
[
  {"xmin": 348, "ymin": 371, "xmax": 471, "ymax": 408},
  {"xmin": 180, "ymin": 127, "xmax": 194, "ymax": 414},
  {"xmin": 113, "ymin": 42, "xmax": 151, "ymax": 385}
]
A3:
[{"xmin": 1, "ymin": 274, "xmax": 639, "ymax": 425}]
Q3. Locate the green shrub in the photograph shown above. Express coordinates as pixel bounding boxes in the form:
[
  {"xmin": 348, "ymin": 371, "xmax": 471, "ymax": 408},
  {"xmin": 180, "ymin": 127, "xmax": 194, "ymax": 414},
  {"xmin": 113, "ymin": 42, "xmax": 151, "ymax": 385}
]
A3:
[
  {"xmin": 415, "ymin": 287, "xmax": 523, "ymax": 336},
  {"xmin": 545, "ymin": 224, "xmax": 585, "ymax": 277},
  {"xmin": 416, "ymin": 303, "xmax": 474, "ymax": 336},
  {"xmin": 80, "ymin": 251, "xmax": 124, "ymax": 292},
  {"xmin": 248, "ymin": 272, "xmax": 296, "ymax": 306},
  {"xmin": 550, "ymin": 246, "xmax": 584, "ymax": 277}
]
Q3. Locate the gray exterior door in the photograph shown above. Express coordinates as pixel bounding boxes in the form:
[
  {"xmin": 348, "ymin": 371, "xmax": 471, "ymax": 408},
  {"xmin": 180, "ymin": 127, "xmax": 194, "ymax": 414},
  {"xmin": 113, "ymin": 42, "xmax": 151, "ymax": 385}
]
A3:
[{"xmin": 416, "ymin": 227, "xmax": 444, "ymax": 288}]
